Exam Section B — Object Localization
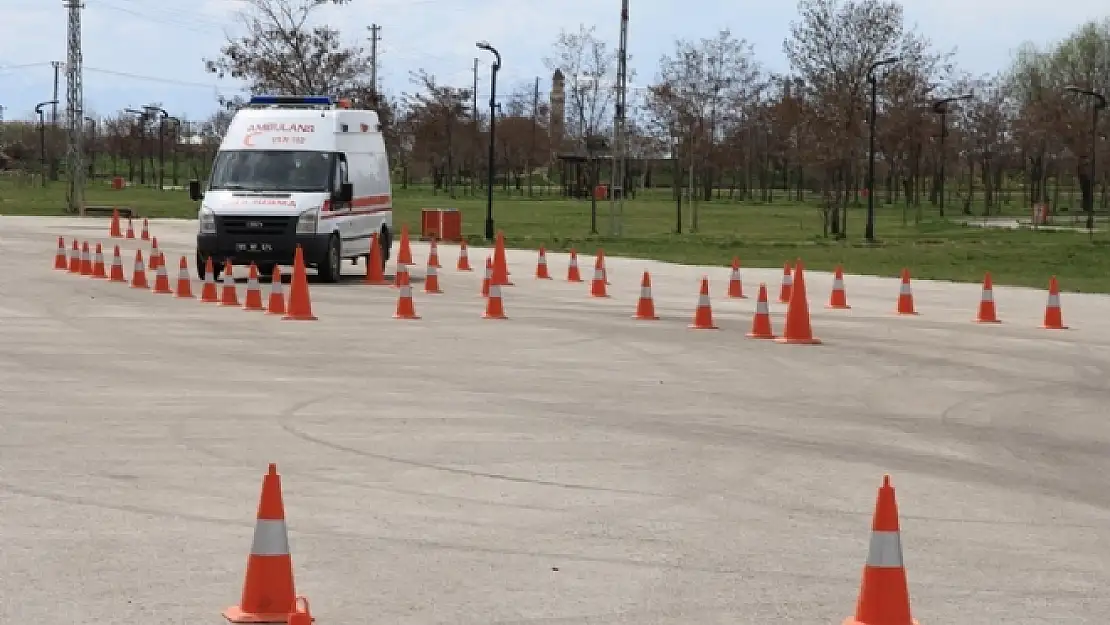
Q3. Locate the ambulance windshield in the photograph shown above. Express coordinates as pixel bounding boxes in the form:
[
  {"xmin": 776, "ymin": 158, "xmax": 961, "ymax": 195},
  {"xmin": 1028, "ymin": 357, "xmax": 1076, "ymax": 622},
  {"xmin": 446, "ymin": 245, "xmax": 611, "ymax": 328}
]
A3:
[{"xmin": 208, "ymin": 150, "xmax": 334, "ymax": 192}]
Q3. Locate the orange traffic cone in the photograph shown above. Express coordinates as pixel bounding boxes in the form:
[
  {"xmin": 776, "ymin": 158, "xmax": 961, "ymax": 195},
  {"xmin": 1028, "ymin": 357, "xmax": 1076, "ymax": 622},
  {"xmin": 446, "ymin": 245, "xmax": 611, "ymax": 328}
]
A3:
[
  {"xmin": 364, "ymin": 232, "xmax": 388, "ymax": 285},
  {"xmin": 975, "ymin": 271, "xmax": 1000, "ymax": 323},
  {"xmin": 827, "ymin": 265, "xmax": 850, "ymax": 309},
  {"xmin": 424, "ymin": 259, "xmax": 442, "ymax": 294},
  {"xmin": 175, "ymin": 256, "xmax": 194, "ymax": 298},
  {"xmin": 287, "ymin": 597, "xmax": 312, "ymax": 625},
  {"xmin": 151, "ymin": 258, "xmax": 173, "ymax": 294},
  {"xmin": 491, "ymin": 231, "xmax": 512, "ymax": 286},
  {"xmin": 149, "ymin": 237, "xmax": 161, "ymax": 271},
  {"xmin": 392, "ymin": 262, "xmax": 408, "ymax": 290},
  {"xmin": 483, "ymin": 281, "xmax": 507, "ymax": 319},
  {"xmin": 778, "ymin": 262, "xmax": 793, "ymax": 303},
  {"xmin": 457, "ymin": 241, "xmax": 473, "ymax": 271},
  {"xmin": 109, "ymin": 208, "xmax": 123, "ymax": 238},
  {"xmin": 243, "ymin": 263, "xmax": 264, "ymax": 310},
  {"xmin": 267, "ymin": 266, "xmax": 286, "ymax": 315},
  {"xmin": 282, "ymin": 246, "xmax": 317, "ymax": 321},
  {"xmin": 689, "ymin": 277, "xmax": 718, "ymax": 329},
  {"xmin": 79, "ymin": 241, "xmax": 93, "ymax": 276},
  {"xmin": 895, "ymin": 269, "xmax": 917, "ymax": 315},
  {"xmin": 596, "ymin": 248, "xmax": 610, "ymax": 285},
  {"xmin": 200, "ymin": 257, "xmax": 219, "ymax": 303},
  {"xmin": 1042, "ymin": 276, "xmax": 1067, "ymax": 330},
  {"xmin": 427, "ymin": 238, "xmax": 442, "ymax": 268},
  {"xmin": 67, "ymin": 239, "xmax": 81, "ymax": 273},
  {"xmin": 109, "ymin": 246, "xmax": 126, "ymax": 282},
  {"xmin": 125, "ymin": 217, "xmax": 136, "ymax": 239},
  {"xmin": 589, "ymin": 254, "xmax": 608, "ymax": 298},
  {"xmin": 92, "ymin": 243, "xmax": 107, "ymax": 278},
  {"xmin": 567, "ymin": 249, "xmax": 583, "ymax": 282},
  {"xmin": 394, "ymin": 271, "xmax": 420, "ymax": 319},
  {"xmin": 480, "ymin": 256, "xmax": 492, "ymax": 297},
  {"xmin": 397, "ymin": 224, "xmax": 413, "ymax": 266},
  {"xmin": 776, "ymin": 261, "xmax": 821, "ymax": 344},
  {"xmin": 632, "ymin": 271, "xmax": 659, "ymax": 320},
  {"xmin": 130, "ymin": 250, "xmax": 149, "ymax": 289},
  {"xmin": 535, "ymin": 246, "xmax": 552, "ymax": 279},
  {"xmin": 223, "ymin": 464, "xmax": 299, "ymax": 623},
  {"xmin": 54, "ymin": 237, "xmax": 68, "ymax": 270},
  {"xmin": 726, "ymin": 257, "xmax": 745, "ymax": 299},
  {"xmin": 219, "ymin": 261, "xmax": 239, "ymax": 306},
  {"xmin": 140, "ymin": 218, "xmax": 150, "ymax": 241},
  {"xmin": 842, "ymin": 475, "xmax": 917, "ymax": 625},
  {"xmin": 746, "ymin": 283, "xmax": 776, "ymax": 339}
]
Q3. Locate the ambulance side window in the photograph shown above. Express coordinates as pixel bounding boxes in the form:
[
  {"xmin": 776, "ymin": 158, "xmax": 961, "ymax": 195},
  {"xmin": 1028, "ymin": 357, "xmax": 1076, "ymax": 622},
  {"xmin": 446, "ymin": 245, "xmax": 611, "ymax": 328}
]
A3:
[{"xmin": 333, "ymin": 153, "xmax": 349, "ymax": 195}]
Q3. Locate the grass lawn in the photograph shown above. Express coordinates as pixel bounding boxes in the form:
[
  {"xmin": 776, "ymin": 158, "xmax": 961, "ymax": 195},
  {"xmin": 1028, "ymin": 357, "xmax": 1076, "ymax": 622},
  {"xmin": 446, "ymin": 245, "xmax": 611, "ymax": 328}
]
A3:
[{"xmin": 2, "ymin": 178, "xmax": 1107, "ymax": 293}]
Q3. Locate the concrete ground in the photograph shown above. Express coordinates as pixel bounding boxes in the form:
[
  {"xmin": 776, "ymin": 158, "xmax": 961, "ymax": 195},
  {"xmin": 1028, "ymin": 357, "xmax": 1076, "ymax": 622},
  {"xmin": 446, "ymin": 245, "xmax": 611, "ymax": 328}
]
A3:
[{"xmin": 1, "ymin": 215, "xmax": 1108, "ymax": 625}]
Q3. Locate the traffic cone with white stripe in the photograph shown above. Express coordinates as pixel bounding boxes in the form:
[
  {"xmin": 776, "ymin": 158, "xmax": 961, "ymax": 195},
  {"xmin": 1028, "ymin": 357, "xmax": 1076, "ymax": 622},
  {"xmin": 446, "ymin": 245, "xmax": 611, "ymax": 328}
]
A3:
[
  {"xmin": 1042, "ymin": 276, "xmax": 1067, "ymax": 330},
  {"xmin": 151, "ymin": 258, "xmax": 173, "ymax": 294},
  {"xmin": 267, "ymin": 266, "xmax": 285, "ymax": 315},
  {"xmin": 220, "ymin": 261, "xmax": 240, "ymax": 306},
  {"xmin": 392, "ymin": 262, "xmax": 409, "ymax": 290},
  {"xmin": 109, "ymin": 246, "xmax": 126, "ymax": 282},
  {"xmin": 54, "ymin": 237, "xmax": 68, "ymax": 270},
  {"xmin": 92, "ymin": 243, "xmax": 108, "ymax": 278},
  {"xmin": 139, "ymin": 218, "xmax": 150, "ymax": 241},
  {"xmin": 842, "ymin": 475, "xmax": 917, "ymax": 625},
  {"xmin": 364, "ymin": 232, "xmax": 388, "ymax": 285},
  {"xmin": 483, "ymin": 281, "xmax": 507, "ymax": 319},
  {"xmin": 424, "ymin": 259, "xmax": 442, "ymax": 294},
  {"xmin": 282, "ymin": 246, "xmax": 317, "ymax": 321},
  {"xmin": 456, "ymin": 241, "xmax": 472, "ymax": 271},
  {"xmin": 895, "ymin": 269, "xmax": 917, "ymax": 315},
  {"xmin": 223, "ymin": 463, "xmax": 299, "ymax": 623},
  {"xmin": 79, "ymin": 241, "xmax": 93, "ymax": 276},
  {"xmin": 746, "ymin": 283, "xmax": 775, "ymax": 339},
  {"xmin": 394, "ymin": 271, "xmax": 420, "ymax": 319},
  {"xmin": 632, "ymin": 271, "xmax": 659, "ymax": 320},
  {"xmin": 974, "ymin": 271, "xmax": 1000, "ymax": 323},
  {"xmin": 726, "ymin": 257, "xmax": 745, "ymax": 299},
  {"xmin": 243, "ymin": 263, "xmax": 264, "ymax": 310},
  {"xmin": 200, "ymin": 257, "xmax": 219, "ymax": 303},
  {"xmin": 589, "ymin": 256, "xmax": 608, "ymax": 298},
  {"xmin": 68, "ymin": 239, "xmax": 81, "ymax": 273},
  {"xmin": 427, "ymin": 238, "xmax": 442, "ymax": 268},
  {"xmin": 491, "ymin": 231, "xmax": 513, "ymax": 286},
  {"xmin": 125, "ymin": 217, "xmax": 136, "ymax": 239},
  {"xmin": 130, "ymin": 250, "xmax": 149, "ymax": 289},
  {"xmin": 689, "ymin": 277, "xmax": 718, "ymax": 329},
  {"xmin": 778, "ymin": 261, "xmax": 793, "ymax": 303},
  {"xmin": 109, "ymin": 208, "xmax": 123, "ymax": 238},
  {"xmin": 827, "ymin": 265, "xmax": 850, "ymax": 309},
  {"xmin": 480, "ymin": 256, "xmax": 492, "ymax": 297},
  {"xmin": 175, "ymin": 256, "xmax": 194, "ymax": 298},
  {"xmin": 149, "ymin": 237, "xmax": 162, "ymax": 271},
  {"xmin": 397, "ymin": 223, "xmax": 413, "ymax": 265},
  {"xmin": 567, "ymin": 249, "xmax": 583, "ymax": 282},
  {"xmin": 535, "ymin": 246, "xmax": 552, "ymax": 279}
]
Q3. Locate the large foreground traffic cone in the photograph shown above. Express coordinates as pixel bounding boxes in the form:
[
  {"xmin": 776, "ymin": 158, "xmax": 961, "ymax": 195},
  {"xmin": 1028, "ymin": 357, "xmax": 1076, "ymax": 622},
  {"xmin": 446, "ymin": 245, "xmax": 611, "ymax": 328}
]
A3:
[
  {"xmin": 54, "ymin": 237, "xmax": 68, "ymax": 270},
  {"xmin": 842, "ymin": 475, "xmax": 917, "ymax": 625},
  {"xmin": 746, "ymin": 283, "xmax": 776, "ymax": 339},
  {"xmin": 456, "ymin": 241, "xmax": 472, "ymax": 271},
  {"xmin": 726, "ymin": 257, "xmax": 745, "ymax": 299},
  {"xmin": 483, "ymin": 282, "xmax": 507, "ymax": 319},
  {"xmin": 589, "ymin": 255, "xmax": 608, "ymax": 298},
  {"xmin": 109, "ymin": 208, "xmax": 123, "ymax": 238},
  {"xmin": 397, "ymin": 224, "xmax": 413, "ymax": 266},
  {"xmin": 267, "ymin": 266, "xmax": 286, "ymax": 316},
  {"xmin": 243, "ymin": 263, "xmax": 265, "ymax": 311},
  {"xmin": 364, "ymin": 232, "xmax": 388, "ymax": 285},
  {"xmin": 282, "ymin": 246, "xmax": 317, "ymax": 321},
  {"xmin": 175, "ymin": 256, "xmax": 194, "ymax": 298},
  {"xmin": 200, "ymin": 258, "xmax": 219, "ymax": 303},
  {"xmin": 827, "ymin": 265, "xmax": 850, "ymax": 309},
  {"xmin": 394, "ymin": 271, "xmax": 420, "ymax": 319},
  {"xmin": 689, "ymin": 277, "xmax": 718, "ymax": 330},
  {"xmin": 778, "ymin": 262, "xmax": 793, "ymax": 303},
  {"xmin": 109, "ymin": 246, "xmax": 126, "ymax": 282},
  {"xmin": 895, "ymin": 269, "xmax": 918, "ymax": 315},
  {"xmin": 1042, "ymin": 276, "xmax": 1067, "ymax": 330},
  {"xmin": 974, "ymin": 272, "xmax": 1000, "ymax": 323},
  {"xmin": 151, "ymin": 258, "xmax": 174, "ymax": 294},
  {"xmin": 776, "ymin": 261, "xmax": 821, "ymax": 344},
  {"xmin": 223, "ymin": 464, "xmax": 298, "ymax": 623},
  {"xmin": 220, "ymin": 261, "xmax": 240, "ymax": 306},
  {"xmin": 130, "ymin": 251, "xmax": 149, "ymax": 289},
  {"xmin": 566, "ymin": 249, "xmax": 583, "ymax": 282},
  {"xmin": 92, "ymin": 243, "xmax": 108, "ymax": 279},
  {"xmin": 632, "ymin": 271, "xmax": 659, "ymax": 320}
]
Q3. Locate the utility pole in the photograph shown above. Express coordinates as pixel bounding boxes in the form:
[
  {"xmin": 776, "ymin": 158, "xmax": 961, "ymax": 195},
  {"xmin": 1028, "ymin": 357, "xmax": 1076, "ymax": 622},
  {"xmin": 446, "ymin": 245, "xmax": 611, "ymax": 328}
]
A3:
[
  {"xmin": 472, "ymin": 57, "xmax": 479, "ymax": 196},
  {"xmin": 51, "ymin": 61, "xmax": 62, "ymax": 124},
  {"xmin": 367, "ymin": 24, "xmax": 381, "ymax": 94},
  {"xmin": 609, "ymin": 0, "xmax": 629, "ymax": 236},
  {"xmin": 64, "ymin": 0, "xmax": 85, "ymax": 215},
  {"xmin": 529, "ymin": 76, "xmax": 538, "ymax": 198}
]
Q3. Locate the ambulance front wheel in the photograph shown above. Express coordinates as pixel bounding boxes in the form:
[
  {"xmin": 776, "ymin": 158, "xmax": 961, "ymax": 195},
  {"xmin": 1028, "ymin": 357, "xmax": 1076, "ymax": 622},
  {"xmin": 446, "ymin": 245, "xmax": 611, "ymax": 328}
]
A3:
[{"xmin": 317, "ymin": 234, "xmax": 343, "ymax": 284}]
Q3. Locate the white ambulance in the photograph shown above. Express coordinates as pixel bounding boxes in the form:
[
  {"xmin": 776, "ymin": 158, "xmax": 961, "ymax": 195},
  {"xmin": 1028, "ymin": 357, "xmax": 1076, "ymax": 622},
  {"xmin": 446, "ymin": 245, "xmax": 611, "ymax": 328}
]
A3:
[{"xmin": 188, "ymin": 95, "xmax": 393, "ymax": 283}]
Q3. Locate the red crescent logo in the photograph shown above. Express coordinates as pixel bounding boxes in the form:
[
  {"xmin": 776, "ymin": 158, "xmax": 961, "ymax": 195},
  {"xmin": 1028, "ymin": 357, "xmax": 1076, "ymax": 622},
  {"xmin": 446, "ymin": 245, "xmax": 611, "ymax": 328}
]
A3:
[{"xmin": 243, "ymin": 132, "xmax": 260, "ymax": 147}]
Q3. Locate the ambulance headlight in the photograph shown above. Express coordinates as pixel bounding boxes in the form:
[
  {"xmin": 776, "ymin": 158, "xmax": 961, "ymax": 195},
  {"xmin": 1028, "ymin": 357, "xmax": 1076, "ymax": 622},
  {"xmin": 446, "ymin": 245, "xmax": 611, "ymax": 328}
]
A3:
[
  {"xmin": 296, "ymin": 209, "xmax": 319, "ymax": 235},
  {"xmin": 198, "ymin": 207, "xmax": 216, "ymax": 234}
]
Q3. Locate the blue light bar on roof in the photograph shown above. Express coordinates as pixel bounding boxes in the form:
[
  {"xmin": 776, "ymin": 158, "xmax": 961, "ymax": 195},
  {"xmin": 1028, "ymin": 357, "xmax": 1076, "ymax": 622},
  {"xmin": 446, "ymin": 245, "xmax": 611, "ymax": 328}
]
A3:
[{"xmin": 248, "ymin": 95, "xmax": 335, "ymax": 106}]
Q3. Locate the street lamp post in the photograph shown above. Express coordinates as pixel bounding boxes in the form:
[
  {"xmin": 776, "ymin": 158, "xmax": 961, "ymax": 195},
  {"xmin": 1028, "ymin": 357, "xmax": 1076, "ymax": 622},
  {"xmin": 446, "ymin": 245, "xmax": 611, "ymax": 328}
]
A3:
[
  {"xmin": 124, "ymin": 108, "xmax": 148, "ymax": 185},
  {"xmin": 144, "ymin": 105, "xmax": 169, "ymax": 191},
  {"xmin": 34, "ymin": 100, "xmax": 58, "ymax": 187},
  {"xmin": 931, "ymin": 93, "xmax": 973, "ymax": 217},
  {"xmin": 865, "ymin": 56, "xmax": 899, "ymax": 242},
  {"xmin": 1065, "ymin": 86, "xmax": 1107, "ymax": 231},
  {"xmin": 476, "ymin": 40, "xmax": 501, "ymax": 241},
  {"xmin": 166, "ymin": 116, "xmax": 181, "ymax": 186}
]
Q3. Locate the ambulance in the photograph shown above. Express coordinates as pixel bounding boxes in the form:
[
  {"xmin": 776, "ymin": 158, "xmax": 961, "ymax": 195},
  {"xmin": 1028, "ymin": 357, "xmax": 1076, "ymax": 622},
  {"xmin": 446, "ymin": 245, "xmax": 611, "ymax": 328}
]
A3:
[{"xmin": 188, "ymin": 95, "xmax": 393, "ymax": 283}]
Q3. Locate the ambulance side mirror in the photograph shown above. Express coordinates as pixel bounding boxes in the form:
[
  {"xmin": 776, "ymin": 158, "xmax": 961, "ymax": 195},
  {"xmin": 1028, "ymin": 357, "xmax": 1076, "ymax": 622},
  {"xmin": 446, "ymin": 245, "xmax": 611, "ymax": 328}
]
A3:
[
  {"xmin": 335, "ymin": 182, "xmax": 353, "ymax": 203},
  {"xmin": 188, "ymin": 180, "xmax": 203, "ymax": 201}
]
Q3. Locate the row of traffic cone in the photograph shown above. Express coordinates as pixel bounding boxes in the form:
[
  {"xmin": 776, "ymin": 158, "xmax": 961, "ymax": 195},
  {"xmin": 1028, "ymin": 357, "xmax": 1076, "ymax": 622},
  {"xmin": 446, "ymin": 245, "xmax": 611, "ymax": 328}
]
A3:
[
  {"xmin": 53, "ymin": 236, "xmax": 318, "ymax": 321},
  {"xmin": 223, "ymin": 461, "xmax": 918, "ymax": 625},
  {"xmin": 108, "ymin": 208, "xmax": 151, "ymax": 241}
]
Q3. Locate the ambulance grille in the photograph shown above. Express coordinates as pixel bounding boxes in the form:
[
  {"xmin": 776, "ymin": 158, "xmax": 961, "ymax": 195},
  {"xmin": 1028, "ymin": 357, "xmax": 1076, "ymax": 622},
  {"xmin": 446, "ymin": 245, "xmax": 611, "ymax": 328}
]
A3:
[{"xmin": 218, "ymin": 216, "xmax": 295, "ymax": 236}]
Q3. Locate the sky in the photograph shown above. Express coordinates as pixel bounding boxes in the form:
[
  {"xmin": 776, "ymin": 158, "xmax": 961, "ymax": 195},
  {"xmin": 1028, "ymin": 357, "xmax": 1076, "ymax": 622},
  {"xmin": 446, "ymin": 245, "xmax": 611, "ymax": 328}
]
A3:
[{"xmin": 0, "ymin": 0, "xmax": 1106, "ymax": 122}]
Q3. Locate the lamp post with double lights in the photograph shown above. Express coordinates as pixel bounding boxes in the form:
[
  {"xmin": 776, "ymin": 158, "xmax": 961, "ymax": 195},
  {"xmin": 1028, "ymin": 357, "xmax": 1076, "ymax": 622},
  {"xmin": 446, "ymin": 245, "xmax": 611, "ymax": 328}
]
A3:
[
  {"xmin": 864, "ymin": 56, "xmax": 899, "ymax": 242},
  {"xmin": 1064, "ymin": 85, "xmax": 1106, "ymax": 232},
  {"xmin": 34, "ymin": 100, "xmax": 58, "ymax": 187},
  {"xmin": 476, "ymin": 40, "xmax": 502, "ymax": 241},
  {"xmin": 144, "ymin": 105, "xmax": 169, "ymax": 190},
  {"xmin": 931, "ymin": 93, "xmax": 973, "ymax": 217}
]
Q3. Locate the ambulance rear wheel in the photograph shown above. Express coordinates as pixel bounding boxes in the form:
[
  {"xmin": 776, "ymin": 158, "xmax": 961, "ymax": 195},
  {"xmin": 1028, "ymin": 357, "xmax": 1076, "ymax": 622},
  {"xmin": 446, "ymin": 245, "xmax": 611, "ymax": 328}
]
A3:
[{"xmin": 318, "ymin": 235, "xmax": 342, "ymax": 284}]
